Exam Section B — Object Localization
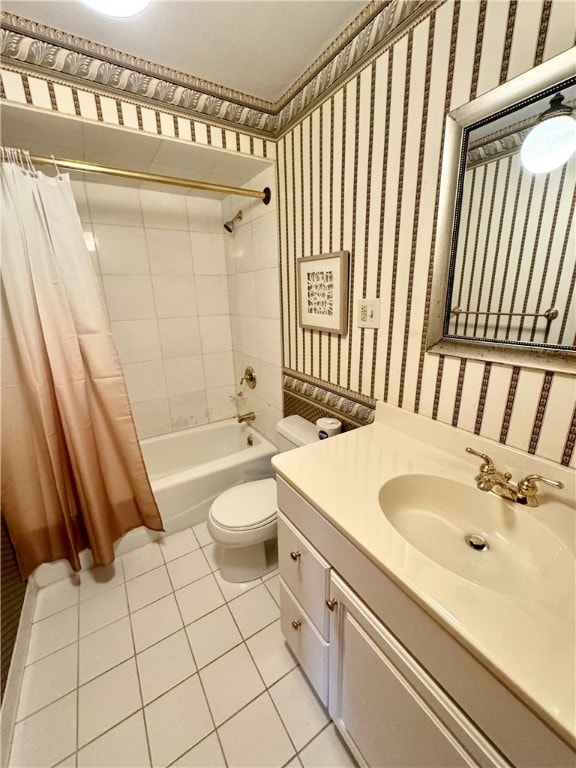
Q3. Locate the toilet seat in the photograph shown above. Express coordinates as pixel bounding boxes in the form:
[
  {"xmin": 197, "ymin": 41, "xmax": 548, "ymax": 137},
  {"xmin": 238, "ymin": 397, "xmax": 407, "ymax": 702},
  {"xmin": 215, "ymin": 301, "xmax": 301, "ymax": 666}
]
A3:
[{"xmin": 210, "ymin": 478, "xmax": 277, "ymax": 531}]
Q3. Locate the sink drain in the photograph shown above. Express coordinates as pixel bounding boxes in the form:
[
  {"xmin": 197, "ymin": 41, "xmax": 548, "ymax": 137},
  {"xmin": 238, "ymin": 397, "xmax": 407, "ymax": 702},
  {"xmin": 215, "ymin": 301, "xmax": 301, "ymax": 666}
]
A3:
[{"xmin": 465, "ymin": 534, "xmax": 489, "ymax": 552}]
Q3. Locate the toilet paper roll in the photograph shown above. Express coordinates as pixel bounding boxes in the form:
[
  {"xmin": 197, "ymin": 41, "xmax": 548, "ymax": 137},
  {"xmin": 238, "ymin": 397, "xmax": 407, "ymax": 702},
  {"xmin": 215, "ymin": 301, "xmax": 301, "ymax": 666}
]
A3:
[{"xmin": 316, "ymin": 417, "xmax": 342, "ymax": 439}]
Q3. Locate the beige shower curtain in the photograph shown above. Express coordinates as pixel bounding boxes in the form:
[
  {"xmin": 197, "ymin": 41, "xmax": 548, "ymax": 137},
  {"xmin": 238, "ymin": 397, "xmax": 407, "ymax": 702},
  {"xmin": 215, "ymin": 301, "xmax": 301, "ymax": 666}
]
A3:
[{"xmin": 1, "ymin": 157, "xmax": 163, "ymax": 579}]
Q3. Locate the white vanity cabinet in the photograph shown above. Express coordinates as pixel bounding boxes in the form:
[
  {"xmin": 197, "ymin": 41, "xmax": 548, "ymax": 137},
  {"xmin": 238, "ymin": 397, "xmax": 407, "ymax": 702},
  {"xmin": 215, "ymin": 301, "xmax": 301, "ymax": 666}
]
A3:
[
  {"xmin": 328, "ymin": 573, "xmax": 507, "ymax": 768},
  {"xmin": 276, "ymin": 476, "xmax": 575, "ymax": 768}
]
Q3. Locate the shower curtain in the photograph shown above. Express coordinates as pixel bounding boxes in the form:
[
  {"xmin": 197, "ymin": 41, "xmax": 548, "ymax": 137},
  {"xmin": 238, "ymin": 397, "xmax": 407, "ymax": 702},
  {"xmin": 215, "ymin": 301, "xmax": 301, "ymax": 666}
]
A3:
[{"xmin": 1, "ymin": 155, "xmax": 163, "ymax": 579}]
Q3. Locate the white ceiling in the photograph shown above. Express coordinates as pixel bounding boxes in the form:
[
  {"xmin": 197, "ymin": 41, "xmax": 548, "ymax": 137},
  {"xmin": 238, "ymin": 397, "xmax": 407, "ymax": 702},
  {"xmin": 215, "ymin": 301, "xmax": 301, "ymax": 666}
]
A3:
[{"xmin": 1, "ymin": 0, "xmax": 367, "ymax": 102}]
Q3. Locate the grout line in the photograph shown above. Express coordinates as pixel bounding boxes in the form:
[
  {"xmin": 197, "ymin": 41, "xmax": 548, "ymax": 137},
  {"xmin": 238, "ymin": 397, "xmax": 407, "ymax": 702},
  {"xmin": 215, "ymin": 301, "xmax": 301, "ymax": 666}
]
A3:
[{"xmin": 122, "ymin": 568, "xmax": 154, "ymax": 768}]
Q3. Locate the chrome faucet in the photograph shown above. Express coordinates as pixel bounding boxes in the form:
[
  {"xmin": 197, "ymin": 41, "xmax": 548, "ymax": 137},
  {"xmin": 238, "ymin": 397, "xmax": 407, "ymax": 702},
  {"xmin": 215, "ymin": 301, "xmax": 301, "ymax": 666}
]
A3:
[
  {"xmin": 465, "ymin": 447, "xmax": 563, "ymax": 507},
  {"xmin": 237, "ymin": 411, "xmax": 255, "ymax": 424}
]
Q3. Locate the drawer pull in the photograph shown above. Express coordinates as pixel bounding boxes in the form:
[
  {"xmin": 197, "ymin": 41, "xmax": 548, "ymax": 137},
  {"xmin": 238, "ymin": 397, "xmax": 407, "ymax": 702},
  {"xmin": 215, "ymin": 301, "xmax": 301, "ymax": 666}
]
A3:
[
  {"xmin": 290, "ymin": 550, "xmax": 301, "ymax": 561},
  {"xmin": 326, "ymin": 598, "xmax": 338, "ymax": 611},
  {"xmin": 291, "ymin": 619, "xmax": 302, "ymax": 630}
]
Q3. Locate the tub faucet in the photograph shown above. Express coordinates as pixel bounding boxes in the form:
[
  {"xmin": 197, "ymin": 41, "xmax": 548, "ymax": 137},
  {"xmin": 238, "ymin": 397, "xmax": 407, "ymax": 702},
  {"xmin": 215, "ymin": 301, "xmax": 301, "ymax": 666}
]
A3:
[
  {"xmin": 465, "ymin": 447, "xmax": 563, "ymax": 507},
  {"xmin": 238, "ymin": 411, "xmax": 255, "ymax": 424}
]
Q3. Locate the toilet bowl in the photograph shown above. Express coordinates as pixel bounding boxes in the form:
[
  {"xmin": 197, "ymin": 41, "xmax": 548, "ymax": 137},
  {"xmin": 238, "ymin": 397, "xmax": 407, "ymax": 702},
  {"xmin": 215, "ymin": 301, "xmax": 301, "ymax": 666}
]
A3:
[{"xmin": 207, "ymin": 415, "xmax": 318, "ymax": 582}]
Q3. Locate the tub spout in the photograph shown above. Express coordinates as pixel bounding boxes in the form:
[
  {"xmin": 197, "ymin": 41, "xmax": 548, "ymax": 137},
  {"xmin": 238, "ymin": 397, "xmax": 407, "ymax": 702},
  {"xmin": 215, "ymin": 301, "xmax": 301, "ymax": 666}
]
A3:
[{"xmin": 238, "ymin": 411, "xmax": 255, "ymax": 423}]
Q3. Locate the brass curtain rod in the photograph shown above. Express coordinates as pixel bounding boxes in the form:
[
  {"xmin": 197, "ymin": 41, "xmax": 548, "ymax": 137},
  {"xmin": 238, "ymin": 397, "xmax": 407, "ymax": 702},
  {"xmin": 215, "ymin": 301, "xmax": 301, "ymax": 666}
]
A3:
[{"xmin": 27, "ymin": 154, "xmax": 272, "ymax": 204}]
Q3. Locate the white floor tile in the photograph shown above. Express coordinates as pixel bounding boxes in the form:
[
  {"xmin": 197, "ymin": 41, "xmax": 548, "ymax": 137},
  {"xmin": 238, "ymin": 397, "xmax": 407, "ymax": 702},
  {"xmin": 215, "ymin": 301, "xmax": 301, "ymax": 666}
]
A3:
[
  {"xmin": 245, "ymin": 619, "xmax": 297, "ymax": 686},
  {"xmin": 122, "ymin": 542, "xmax": 163, "ymax": 580},
  {"xmin": 218, "ymin": 692, "xmax": 294, "ymax": 768},
  {"xmin": 137, "ymin": 630, "xmax": 196, "ymax": 704},
  {"xmin": 200, "ymin": 644, "xmax": 265, "ymax": 726},
  {"xmin": 202, "ymin": 542, "xmax": 221, "ymax": 571},
  {"xmin": 159, "ymin": 528, "xmax": 199, "ymax": 562},
  {"xmin": 145, "ymin": 676, "xmax": 213, "ymax": 768},
  {"xmin": 263, "ymin": 573, "xmax": 281, "ymax": 605},
  {"xmin": 130, "ymin": 594, "xmax": 183, "ymax": 652},
  {"xmin": 17, "ymin": 644, "xmax": 77, "ymax": 721},
  {"xmin": 10, "ymin": 692, "xmax": 76, "ymax": 768},
  {"xmin": 269, "ymin": 668, "xmax": 329, "ymax": 751},
  {"xmin": 34, "ymin": 577, "xmax": 79, "ymax": 621},
  {"xmin": 213, "ymin": 569, "xmax": 260, "ymax": 602},
  {"xmin": 167, "ymin": 549, "xmax": 211, "ymax": 591},
  {"xmin": 26, "ymin": 605, "xmax": 78, "ymax": 664},
  {"xmin": 171, "ymin": 731, "xmax": 225, "ymax": 767},
  {"xmin": 193, "ymin": 521, "xmax": 213, "ymax": 547},
  {"xmin": 79, "ymin": 561, "xmax": 124, "ymax": 602},
  {"xmin": 284, "ymin": 757, "xmax": 303, "ymax": 767},
  {"xmin": 78, "ymin": 658, "xmax": 141, "ymax": 747},
  {"xmin": 126, "ymin": 565, "xmax": 172, "ymax": 612},
  {"xmin": 77, "ymin": 711, "xmax": 150, "ymax": 768},
  {"xmin": 298, "ymin": 724, "xmax": 356, "ymax": 768},
  {"xmin": 228, "ymin": 583, "xmax": 279, "ymax": 639},
  {"xmin": 79, "ymin": 584, "xmax": 128, "ymax": 638},
  {"xmin": 175, "ymin": 574, "xmax": 224, "ymax": 625},
  {"xmin": 185, "ymin": 606, "xmax": 242, "ymax": 668},
  {"xmin": 54, "ymin": 754, "xmax": 77, "ymax": 767},
  {"xmin": 79, "ymin": 617, "xmax": 134, "ymax": 685}
]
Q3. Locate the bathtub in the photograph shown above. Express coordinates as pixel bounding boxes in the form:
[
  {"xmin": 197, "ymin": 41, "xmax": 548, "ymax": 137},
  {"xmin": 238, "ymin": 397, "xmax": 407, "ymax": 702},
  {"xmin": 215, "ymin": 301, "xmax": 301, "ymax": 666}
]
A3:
[{"xmin": 32, "ymin": 420, "xmax": 277, "ymax": 586}]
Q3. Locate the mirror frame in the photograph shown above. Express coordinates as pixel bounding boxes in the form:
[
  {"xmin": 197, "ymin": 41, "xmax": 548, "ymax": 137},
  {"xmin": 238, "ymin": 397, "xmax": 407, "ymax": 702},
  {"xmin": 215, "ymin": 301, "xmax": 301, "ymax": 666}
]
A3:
[{"xmin": 427, "ymin": 47, "xmax": 576, "ymax": 374}]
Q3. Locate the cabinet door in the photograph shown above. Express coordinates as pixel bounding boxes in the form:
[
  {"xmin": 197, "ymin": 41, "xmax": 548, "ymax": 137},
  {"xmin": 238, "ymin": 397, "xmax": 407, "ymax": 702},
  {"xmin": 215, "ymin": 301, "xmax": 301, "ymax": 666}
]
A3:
[{"xmin": 328, "ymin": 574, "xmax": 508, "ymax": 768}]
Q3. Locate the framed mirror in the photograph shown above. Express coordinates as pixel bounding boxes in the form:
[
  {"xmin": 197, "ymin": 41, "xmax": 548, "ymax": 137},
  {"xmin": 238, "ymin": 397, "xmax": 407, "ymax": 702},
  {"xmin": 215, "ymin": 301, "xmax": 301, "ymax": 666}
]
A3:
[{"xmin": 428, "ymin": 48, "xmax": 576, "ymax": 373}]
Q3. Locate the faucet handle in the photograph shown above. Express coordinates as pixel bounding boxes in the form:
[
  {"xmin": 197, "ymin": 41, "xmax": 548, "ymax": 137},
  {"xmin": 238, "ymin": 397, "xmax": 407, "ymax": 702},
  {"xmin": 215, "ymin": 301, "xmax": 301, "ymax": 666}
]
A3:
[
  {"xmin": 517, "ymin": 474, "xmax": 564, "ymax": 493},
  {"xmin": 465, "ymin": 447, "xmax": 495, "ymax": 470}
]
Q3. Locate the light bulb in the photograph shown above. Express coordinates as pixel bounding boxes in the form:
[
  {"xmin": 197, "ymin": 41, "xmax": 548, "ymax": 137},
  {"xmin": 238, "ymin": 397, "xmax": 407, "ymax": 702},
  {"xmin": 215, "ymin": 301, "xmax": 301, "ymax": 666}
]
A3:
[
  {"xmin": 81, "ymin": 0, "xmax": 151, "ymax": 18},
  {"xmin": 520, "ymin": 114, "xmax": 576, "ymax": 174}
]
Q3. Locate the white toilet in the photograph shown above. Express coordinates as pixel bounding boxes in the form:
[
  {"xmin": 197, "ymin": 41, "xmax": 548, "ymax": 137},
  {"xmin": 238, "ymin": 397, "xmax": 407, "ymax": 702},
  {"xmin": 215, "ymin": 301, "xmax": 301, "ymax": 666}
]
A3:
[{"xmin": 208, "ymin": 415, "xmax": 318, "ymax": 582}]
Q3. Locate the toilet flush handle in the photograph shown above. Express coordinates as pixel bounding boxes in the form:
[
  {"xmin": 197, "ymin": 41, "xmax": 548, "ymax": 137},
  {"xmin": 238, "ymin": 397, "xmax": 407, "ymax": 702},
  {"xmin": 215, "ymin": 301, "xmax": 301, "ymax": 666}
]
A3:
[{"xmin": 290, "ymin": 550, "xmax": 301, "ymax": 561}]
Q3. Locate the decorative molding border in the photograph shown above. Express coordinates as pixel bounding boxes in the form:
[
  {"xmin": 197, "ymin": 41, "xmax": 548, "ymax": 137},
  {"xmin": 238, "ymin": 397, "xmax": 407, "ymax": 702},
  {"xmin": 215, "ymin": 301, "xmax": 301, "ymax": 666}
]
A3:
[
  {"xmin": 0, "ymin": 1, "xmax": 431, "ymax": 137},
  {"xmin": 283, "ymin": 369, "xmax": 376, "ymax": 427}
]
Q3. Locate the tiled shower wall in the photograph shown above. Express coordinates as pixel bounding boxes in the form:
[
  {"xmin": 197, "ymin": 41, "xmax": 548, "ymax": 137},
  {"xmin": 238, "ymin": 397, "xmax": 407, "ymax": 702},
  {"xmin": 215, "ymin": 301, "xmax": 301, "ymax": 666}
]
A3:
[
  {"xmin": 277, "ymin": 0, "xmax": 576, "ymax": 466},
  {"xmin": 73, "ymin": 180, "xmax": 235, "ymax": 439},
  {"xmin": 223, "ymin": 166, "xmax": 283, "ymax": 445}
]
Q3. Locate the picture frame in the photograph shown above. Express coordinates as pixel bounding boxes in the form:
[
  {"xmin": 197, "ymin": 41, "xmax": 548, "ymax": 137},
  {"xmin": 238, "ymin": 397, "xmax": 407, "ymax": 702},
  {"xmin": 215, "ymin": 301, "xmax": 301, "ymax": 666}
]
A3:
[{"xmin": 297, "ymin": 251, "xmax": 349, "ymax": 335}]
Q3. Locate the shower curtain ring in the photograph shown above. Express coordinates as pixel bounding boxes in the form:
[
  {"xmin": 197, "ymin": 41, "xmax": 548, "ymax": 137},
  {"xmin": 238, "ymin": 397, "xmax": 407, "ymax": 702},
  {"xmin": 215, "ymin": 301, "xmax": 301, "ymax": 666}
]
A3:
[
  {"xmin": 51, "ymin": 154, "xmax": 63, "ymax": 179},
  {"xmin": 24, "ymin": 151, "xmax": 37, "ymax": 177}
]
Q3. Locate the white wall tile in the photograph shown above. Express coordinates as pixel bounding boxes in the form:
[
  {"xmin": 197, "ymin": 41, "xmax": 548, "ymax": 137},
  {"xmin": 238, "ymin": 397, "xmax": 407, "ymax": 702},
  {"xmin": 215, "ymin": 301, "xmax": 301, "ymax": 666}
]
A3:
[
  {"xmin": 169, "ymin": 391, "xmax": 209, "ymax": 431},
  {"xmin": 110, "ymin": 319, "xmax": 162, "ymax": 363},
  {"xmin": 123, "ymin": 360, "xmax": 167, "ymax": 403},
  {"xmin": 86, "ymin": 183, "xmax": 143, "ymax": 226},
  {"xmin": 190, "ymin": 232, "xmax": 227, "ymax": 275},
  {"xmin": 131, "ymin": 398, "xmax": 172, "ymax": 439},
  {"xmin": 199, "ymin": 315, "xmax": 232, "ymax": 353},
  {"xmin": 158, "ymin": 316, "xmax": 202, "ymax": 358},
  {"xmin": 252, "ymin": 213, "xmax": 279, "ymax": 271},
  {"xmin": 255, "ymin": 268, "xmax": 281, "ymax": 319},
  {"xmin": 102, "ymin": 275, "xmax": 156, "ymax": 320},
  {"xmin": 206, "ymin": 386, "xmax": 237, "ymax": 421},
  {"xmin": 94, "ymin": 224, "xmax": 149, "ymax": 274},
  {"xmin": 187, "ymin": 196, "xmax": 223, "ymax": 233},
  {"xmin": 153, "ymin": 275, "xmax": 197, "ymax": 317},
  {"xmin": 237, "ymin": 272, "xmax": 256, "ymax": 316},
  {"xmin": 196, "ymin": 276, "xmax": 230, "ymax": 316},
  {"xmin": 203, "ymin": 351, "xmax": 234, "ymax": 389},
  {"xmin": 140, "ymin": 188, "xmax": 188, "ymax": 230},
  {"xmin": 164, "ymin": 355, "xmax": 206, "ymax": 395},
  {"xmin": 146, "ymin": 228, "xmax": 193, "ymax": 274}
]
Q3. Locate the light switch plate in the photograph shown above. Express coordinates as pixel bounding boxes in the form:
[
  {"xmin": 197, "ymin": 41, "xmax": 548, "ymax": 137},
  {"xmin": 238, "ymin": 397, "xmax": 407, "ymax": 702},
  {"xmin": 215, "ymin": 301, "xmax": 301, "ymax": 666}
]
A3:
[{"xmin": 357, "ymin": 298, "xmax": 380, "ymax": 328}]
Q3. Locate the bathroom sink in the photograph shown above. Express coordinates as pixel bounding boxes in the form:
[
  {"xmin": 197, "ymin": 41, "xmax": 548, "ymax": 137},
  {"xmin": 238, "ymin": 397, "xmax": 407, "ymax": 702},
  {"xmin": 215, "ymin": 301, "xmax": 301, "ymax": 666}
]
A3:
[{"xmin": 378, "ymin": 474, "xmax": 573, "ymax": 601}]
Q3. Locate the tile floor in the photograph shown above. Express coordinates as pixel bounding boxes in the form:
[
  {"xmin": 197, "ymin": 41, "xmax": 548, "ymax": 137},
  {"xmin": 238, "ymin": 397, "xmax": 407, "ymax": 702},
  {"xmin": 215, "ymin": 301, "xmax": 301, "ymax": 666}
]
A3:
[{"xmin": 9, "ymin": 523, "xmax": 356, "ymax": 768}]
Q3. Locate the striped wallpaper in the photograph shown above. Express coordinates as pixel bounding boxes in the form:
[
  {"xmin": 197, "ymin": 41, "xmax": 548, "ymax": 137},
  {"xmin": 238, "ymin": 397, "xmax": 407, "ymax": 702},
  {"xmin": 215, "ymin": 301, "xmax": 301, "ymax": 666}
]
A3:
[
  {"xmin": 277, "ymin": 0, "xmax": 576, "ymax": 467},
  {"xmin": 450, "ymin": 152, "xmax": 575, "ymax": 347}
]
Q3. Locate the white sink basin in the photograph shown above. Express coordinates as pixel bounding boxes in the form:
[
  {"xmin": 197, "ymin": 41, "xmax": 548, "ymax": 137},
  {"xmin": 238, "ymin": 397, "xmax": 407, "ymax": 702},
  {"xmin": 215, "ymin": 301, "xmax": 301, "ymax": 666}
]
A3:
[{"xmin": 378, "ymin": 474, "xmax": 573, "ymax": 601}]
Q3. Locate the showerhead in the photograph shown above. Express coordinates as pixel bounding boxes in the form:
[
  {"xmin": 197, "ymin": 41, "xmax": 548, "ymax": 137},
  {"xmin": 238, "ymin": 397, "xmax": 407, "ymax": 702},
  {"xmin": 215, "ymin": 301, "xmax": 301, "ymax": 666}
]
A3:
[{"xmin": 224, "ymin": 210, "xmax": 243, "ymax": 233}]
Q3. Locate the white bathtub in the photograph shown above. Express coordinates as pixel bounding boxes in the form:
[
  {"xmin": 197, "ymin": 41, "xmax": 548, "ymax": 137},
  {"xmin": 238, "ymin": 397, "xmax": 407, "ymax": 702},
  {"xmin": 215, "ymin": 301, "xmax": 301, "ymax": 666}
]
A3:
[{"xmin": 32, "ymin": 420, "xmax": 277, "ymax": 586}]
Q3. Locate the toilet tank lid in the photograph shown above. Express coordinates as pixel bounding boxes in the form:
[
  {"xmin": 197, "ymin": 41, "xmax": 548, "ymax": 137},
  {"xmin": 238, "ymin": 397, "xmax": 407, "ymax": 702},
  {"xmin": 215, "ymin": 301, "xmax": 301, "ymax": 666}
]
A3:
[{"xmin": 276, "ymin": 415, "xmax": 317, "ymax": 447}]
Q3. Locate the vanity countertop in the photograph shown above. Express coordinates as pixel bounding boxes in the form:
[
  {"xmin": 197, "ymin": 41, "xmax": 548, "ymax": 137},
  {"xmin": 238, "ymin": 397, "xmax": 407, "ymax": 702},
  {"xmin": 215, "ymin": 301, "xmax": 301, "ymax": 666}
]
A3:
[{"xmin": 271, "ymin": 403, "xmax": 576, "ymax": 748}]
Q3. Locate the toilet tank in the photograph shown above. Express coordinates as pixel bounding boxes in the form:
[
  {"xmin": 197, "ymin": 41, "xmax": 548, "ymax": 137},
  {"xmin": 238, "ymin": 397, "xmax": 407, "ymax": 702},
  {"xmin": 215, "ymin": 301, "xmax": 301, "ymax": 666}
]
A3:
[{"xmin": 276, "ymin": 415, "xmax": 318, "ymax": 453}]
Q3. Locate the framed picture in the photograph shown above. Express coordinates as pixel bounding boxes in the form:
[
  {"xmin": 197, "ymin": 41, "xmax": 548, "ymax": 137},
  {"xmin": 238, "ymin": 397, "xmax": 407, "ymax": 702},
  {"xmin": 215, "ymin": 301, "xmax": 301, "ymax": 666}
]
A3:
[{"xmin": 297, "ymin": 251, "xmax": 349, "ymax": 335}]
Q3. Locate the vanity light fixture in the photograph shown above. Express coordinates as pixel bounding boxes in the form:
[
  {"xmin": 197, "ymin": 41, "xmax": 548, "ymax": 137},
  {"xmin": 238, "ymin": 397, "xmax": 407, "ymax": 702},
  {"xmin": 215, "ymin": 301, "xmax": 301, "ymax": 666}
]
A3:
[
  {"xmin": 520, "ymin": 93, "xmax": 576, "ymax": 174},
  {"xmin": 81, "ymin": 0, "xmax": 151, "ymax": 18}
]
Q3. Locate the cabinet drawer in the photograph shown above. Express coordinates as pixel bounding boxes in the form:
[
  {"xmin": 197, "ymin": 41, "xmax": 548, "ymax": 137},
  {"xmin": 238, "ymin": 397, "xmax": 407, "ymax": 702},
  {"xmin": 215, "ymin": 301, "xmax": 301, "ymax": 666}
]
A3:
[
  {"xmin": 280, "ymin": 579, "xmax": 329, "ymax": 706},
  {"xmin": 278, "ymin": 513, "xmax": 330, "ymax": 638}
]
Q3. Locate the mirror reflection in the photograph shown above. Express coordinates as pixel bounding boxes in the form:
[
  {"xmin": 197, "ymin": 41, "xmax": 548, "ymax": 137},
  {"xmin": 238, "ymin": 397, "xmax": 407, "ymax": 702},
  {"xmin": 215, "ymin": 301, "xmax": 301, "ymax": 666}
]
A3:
[{"xmin": 445, "ymin": 78, "xmax": 575, "ymax": 350}]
